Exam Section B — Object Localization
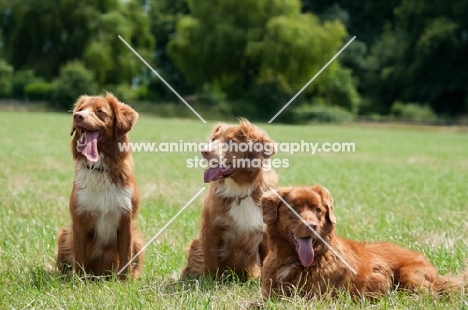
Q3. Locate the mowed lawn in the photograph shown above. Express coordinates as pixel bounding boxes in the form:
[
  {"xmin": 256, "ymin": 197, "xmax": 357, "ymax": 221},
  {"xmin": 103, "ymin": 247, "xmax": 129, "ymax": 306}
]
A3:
[{"xmin": 0, "ymin": 111, "xmax": 467, "ymax": 309}]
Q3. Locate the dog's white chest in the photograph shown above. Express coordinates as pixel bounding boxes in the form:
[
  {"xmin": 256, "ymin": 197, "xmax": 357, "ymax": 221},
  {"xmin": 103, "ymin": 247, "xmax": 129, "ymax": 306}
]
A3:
[
  {"xmin": 75, "ymin": 167, "xmax": 133, "ymax": 244},
  {"xmin": 227, "ymin": 197, "xmax": 263, "ymax": 232}
]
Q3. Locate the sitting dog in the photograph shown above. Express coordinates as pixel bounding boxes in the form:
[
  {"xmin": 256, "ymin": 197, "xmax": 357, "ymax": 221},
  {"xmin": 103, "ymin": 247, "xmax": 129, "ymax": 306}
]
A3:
[
  {"xmin": 181, "ymin": 119, "xmax": 278, "ymax": 280},
  {"xmin": 261, "ymin": 185, "xmax": 468, "ymax": 299},
  {"xmin": 56, "ymin": 93, "xmax": 144, "ymax": 279}
]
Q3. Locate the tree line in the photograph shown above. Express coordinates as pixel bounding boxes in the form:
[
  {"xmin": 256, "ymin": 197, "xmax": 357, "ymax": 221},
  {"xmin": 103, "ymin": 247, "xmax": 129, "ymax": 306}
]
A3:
[{"xmin": 0, "ymin": 0, "xmax": 466, "ymax": 123}]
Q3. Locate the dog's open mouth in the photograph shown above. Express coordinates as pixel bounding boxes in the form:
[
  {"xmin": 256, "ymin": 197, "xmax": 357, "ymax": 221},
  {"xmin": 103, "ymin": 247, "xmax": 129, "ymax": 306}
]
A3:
[
  {"xmin": 75, "ymin": 127, "xmax": 102, "ymax": 163},
  {"xmin": 288, "ymin": 231, "xmax": 315, "ymax": 267},
  {"xmin": 203, "ymin": 163, "xmax": 237, "ymax": 183}
]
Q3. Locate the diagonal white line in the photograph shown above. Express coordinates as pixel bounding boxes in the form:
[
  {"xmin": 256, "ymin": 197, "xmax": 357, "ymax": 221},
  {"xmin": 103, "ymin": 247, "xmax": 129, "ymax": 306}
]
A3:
[
  {"xmin": 268, "ymin": 36, "xmax": 356, "ymax": 123},
  {"xmin": 268, "ymin": 187, "xmax": 357, "ymax": 275},
  {"xmin": 117, "ymin": 186, "xmax": 206, "ymax": 275},
  {"xmin": 118, "ymin": 35, "xmax": 207, "ymax": 123}
]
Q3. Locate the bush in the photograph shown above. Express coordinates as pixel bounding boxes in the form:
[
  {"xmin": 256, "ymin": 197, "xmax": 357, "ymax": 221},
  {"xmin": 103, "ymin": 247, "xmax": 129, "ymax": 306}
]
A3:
[
  {"xmin": 292, "ymin": 101, "xmax": 356, "ymax": 124},
  {"xmin": 0, "ymin": 59, "xmax": 13, "ymax": 98},
  {"xmin": 11, "ymin": 70, "xmax": 41, "ymax": 99},
  {"xmin": 103, "ymin": 84, "xmax": 143, "ymax": 102},
  {"xmin": 196, "ymin": 84, "xmax": 225, "ymax": 106},
  {"xmin": 390, "ymin": 102, "xmax": 437, "ymax": 122},
  {"xmin": 54, "ymin": 61, "xmax": 98, "ymax": 110},
  {"xmin": 233, "ymin": 74, "xmax": 295, "ymax": 122},
  {"xmin": 25, "ymin": 82, "xmax": 55, "ymax": 101},
  {"xmin": 315, "ymin": 67, "xmax": 360, "ymax": 113}
]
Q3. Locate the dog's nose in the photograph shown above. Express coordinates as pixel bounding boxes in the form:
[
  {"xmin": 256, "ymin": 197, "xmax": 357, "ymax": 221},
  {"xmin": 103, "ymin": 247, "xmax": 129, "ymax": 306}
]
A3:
[
  {"xmin": 201, "ymin": 148, "xmax": 210, "ymax": 157},
  {"xmin": 73, "ymin": 112, "xmax": 85, "ymax": 121}
]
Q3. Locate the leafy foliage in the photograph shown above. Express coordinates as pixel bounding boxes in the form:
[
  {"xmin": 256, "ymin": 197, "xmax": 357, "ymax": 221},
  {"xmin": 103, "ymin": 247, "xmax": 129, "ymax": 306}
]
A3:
[
  {"xmin": 25, "ymin": 81, "xmax": 55, "ymax": 101},
  {"xmin": 390, "ymin": 102, "xmax": 437, "ymax": 122},
  {"xmin": 0, "ymin": 0, "xmax": 154, "ymax": 85},
  {"xmin": 292, "ymin": 101, "xmax": 356, "ymax": 123},
  {"xmin": 53, "ymin": 61, "xmax": 97, "ymax": 110},
  {"xmin": 146, "ymin": 0, "xmax": 193, "ymax": 100},
  {"xmin": 0, "ymin": 0, "xmax": 466, "ymax": 121},
  {"xmin": 168, "ymin": 0, "xmax": 357, "ymax": 120},
  {"xmin": 0, "ymin": 58, "xmax": 13, "ymax": 97},
  {"xmin": 11, "ymin": 70, "xmax": 41, "ymax": 99}
]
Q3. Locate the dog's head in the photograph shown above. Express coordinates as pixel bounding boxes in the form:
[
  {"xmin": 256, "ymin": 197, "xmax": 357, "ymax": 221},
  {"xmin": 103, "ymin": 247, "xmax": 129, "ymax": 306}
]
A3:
[
  {"xmin": 201, "ymin": 119, "xmax": 276, "ymax": 183},
  {"xmin": 70, "ymin": 93, "xmax": 138, "ymax": 163},
  {"xmin": 261, "ymin": 185, "xmax": 336, "ymax": 267}
]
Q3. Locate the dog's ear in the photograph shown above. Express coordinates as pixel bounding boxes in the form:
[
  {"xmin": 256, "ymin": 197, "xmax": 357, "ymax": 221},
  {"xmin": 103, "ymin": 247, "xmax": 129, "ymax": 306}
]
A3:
[
  {"xmin": 108, "ymin": 94, "xmax": 138, "ymax": 138},
  {"xmin": 207, "ymin": 123, "xmax": 224, "ymax": 141},
  {"xmin": 211, "ymin": 123, "xmax": 224, "ymax": 135},
  {"xmin": 312, "ymin": 184, "xmax": 336, "ymax": 225},
  {"xmin": 239, "ymin": 119, "xmax": 276, "ymax": 160},
  {"xmin": 261, "ymin": 191, "xmax": 281, "ymax": 225}
]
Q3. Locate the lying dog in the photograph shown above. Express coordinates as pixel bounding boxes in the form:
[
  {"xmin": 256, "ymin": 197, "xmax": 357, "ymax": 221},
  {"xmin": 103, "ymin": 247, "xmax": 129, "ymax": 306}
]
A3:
[
  {"xmin": 181, "ymin": 119, "xmax": 278, "ymax": 280},
  {"xmin": 261, "ymin": 185, "xmax": 468, "ymax": 299},
  {"xmin": 56, "ymin": 94, "xmax": 144, "ymax": 279}
]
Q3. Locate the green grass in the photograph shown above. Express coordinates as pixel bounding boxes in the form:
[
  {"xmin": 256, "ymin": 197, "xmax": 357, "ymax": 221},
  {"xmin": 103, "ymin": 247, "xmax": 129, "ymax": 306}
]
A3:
[{"xmin": 0, "ymin": 111, "xmax": 467, "ymax": 309}]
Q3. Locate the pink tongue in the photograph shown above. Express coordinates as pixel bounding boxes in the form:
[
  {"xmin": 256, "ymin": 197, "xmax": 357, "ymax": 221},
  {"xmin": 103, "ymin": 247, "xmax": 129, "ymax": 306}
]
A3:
[
  {"xmin": 81, "ymin": 131, "xmax": 100, "ymax": 163},
  {"xmin": 297, "ymin": 238, "xmax": 314, "ymax": 267},
  {"xmin": 204, "ymin": 167, "xmax": 223, "ymax": 183}
]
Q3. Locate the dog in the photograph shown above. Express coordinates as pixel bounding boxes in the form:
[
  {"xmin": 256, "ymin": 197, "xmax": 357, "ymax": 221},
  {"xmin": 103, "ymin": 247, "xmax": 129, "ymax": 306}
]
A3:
[
  {"xmin": 56, "ymin": 93, "xmax": 144, "ymax": 279},
  {"xmin": 261, "ymin": 185, "xmax": 468, "ymax": 299},
  {"xmin": 181, "ymin": 119, "xmax": 278, "ymax": 280}
]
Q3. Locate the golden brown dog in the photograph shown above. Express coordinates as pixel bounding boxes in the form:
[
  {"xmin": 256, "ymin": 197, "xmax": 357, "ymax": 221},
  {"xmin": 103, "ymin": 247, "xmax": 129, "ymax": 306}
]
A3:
[
  {"xmin": 261, "ymin": 185, "xmax": 468, "ymax": 299},
  {"xmin": 56, "ymin": 93, "xmax": 144, "ymax": 279},
  {"xmin": 181, "ymin": 119, "xmax": 278, "ymax": 280}
]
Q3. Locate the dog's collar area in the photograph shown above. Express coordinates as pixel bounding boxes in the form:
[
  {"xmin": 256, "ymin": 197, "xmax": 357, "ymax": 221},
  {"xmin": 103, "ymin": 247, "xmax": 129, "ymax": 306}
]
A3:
[
  {"xmin": 85, "ymin": 155, "xmax": 104, "ymax": 172},
  {"xmin": 235, "ymin": 195, "xmax": 248, "ymax": 204},
  {"xmin": 86, "ymin": 164, "xmax": 104, "ymax": 172}
]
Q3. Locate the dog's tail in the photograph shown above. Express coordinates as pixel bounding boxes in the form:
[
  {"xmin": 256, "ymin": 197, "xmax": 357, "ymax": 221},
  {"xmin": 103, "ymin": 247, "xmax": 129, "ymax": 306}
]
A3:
[{"xmin": 434, "ymin": 264, "xmax": 468, "ymax": 294}]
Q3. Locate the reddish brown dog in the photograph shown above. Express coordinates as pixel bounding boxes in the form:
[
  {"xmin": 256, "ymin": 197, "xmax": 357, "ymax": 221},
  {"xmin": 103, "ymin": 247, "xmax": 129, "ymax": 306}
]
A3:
[
  {"xmin": 182, "ymin": 119, "xmax": 278, "ymax": 280},
  {"xmin": 261, "ymin": 185, "xmax": 468, "ymax": 299},
  {"xmin": 56, "ymin": 94, "xmax": 144, "ymax": 279}
]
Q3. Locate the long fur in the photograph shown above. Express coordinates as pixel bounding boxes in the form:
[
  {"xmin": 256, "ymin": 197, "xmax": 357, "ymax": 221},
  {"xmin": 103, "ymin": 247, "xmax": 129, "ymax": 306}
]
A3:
[
  {"xmin": 261, "ymin": 185, "xmax": 468, "ymax": 299},
  {"xmin": 181, "ymin": 119, "xmax": 278, "ymax": 280},
  {"xmin": 56, "ymin": 94, "xmax": 144, "ymax": 279}
]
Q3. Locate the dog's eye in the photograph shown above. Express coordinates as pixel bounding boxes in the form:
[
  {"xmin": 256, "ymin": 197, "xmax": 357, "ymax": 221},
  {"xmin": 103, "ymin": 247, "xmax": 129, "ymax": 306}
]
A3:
[{"xmin": 315, "ymin": 207, "xmax": 322, "ymax": 214}]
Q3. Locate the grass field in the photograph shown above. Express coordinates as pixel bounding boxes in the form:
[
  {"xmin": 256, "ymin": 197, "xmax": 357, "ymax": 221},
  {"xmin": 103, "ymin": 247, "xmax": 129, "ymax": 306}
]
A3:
[{"xmin": 0, "ymin": 111, "xmax": 467, "ymax": 309}]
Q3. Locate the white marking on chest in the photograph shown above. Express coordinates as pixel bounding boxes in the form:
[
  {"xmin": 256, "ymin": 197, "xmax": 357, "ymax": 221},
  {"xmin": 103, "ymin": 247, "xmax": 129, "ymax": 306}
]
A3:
[
  {"xmin": 74, "ymin": 165, "xmax": 133, "ymax": 244},
  {"xmin": 217, "ymin": 178, "xmax": 253, "ymax": 198},
  {"xmin": 277, "ymin": 265, "xmax": 294, "ymax": 282},
  {"xmin": 227, "ymin": 197, "xmax": 263, "ymax": 232}
]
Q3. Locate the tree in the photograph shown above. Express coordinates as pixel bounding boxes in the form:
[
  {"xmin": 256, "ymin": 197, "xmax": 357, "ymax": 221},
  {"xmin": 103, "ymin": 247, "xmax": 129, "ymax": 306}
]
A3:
[
  {"xmin": 0, "ymin": 0, "xmax": 154, "ymax": 86},
  {"xmin": 0, "ymin": 58, "xmax": 13, "ymax": 97},
  {"xmin": 392, "ymin": 0, "xmax": 468, "ymax": 115},
  {"xmin": 146, "ymin": 0, "xmax": 193, "ymax": 100},
  {"xmin": 54, "ymin": 61, "xmax": 97, "ymax": 110},
  {"xmin": 168, "ymin": 0, "xmax": 357, "ymax": 120}
]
